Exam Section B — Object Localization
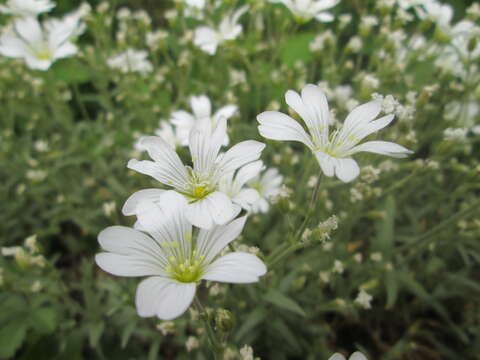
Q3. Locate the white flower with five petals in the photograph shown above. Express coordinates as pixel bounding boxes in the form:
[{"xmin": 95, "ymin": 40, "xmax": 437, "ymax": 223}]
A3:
[
  {"xmin": 171, "ymin": 95, "xmax": 237, "ymax": 146},
  {"xmin": 269, "ymin": 0, "xmax": 340, "ymax": 23},
  {"xmin": 329, "ymin": 352, "xmax": 368, "ymax": 360},
  {"xmin": 0, "ymin": 0, "xmax": 55, "ymax": 17},
  {"xmin": 107, "ymin": 49, "xmax": 153, "ymax": 74},
  {"xmin": 193, "ymin": 5, "xmax": 249, "ymax": 55},
  {"xmin": 96, "ymin": 191, "xmax": 267, "ymax": 320},
  {"xmin": 257, "ymin": 84, "xmax": 412, "ymax": 182},
  {"xmin": 0, "ymin": 15, "xmax": 84, "ymax": 70},
  {"xmin": 218, "ymin": 160, "xmax": 264, "ymax": 213},
  {"xmin": 126, "ymin": 119, "xmax": 265, "ymax": 229},
  {"xmin": 248, "ymin": 167, "xmax": 284, "ymax": 213}
]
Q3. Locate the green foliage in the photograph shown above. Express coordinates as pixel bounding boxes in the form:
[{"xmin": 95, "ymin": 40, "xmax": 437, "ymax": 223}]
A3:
[{"xmin": 1, "ymin": 0, "xmax": 480, "ymax": 359}]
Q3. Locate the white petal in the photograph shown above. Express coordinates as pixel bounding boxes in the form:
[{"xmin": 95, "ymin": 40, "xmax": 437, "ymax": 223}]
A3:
[
  {"xmin": 186, "ymin": 198, "xmax": 214, "ymax": 229},
  {"xmin": 0, "ymin": 34, "xmax": 29, "ymax": 58},
  {"xmin": 135, "ymin": 191, "xmax": 192, "ymax": 246},
  {"xmin": 189, "ymin": 119, "xmax": 226, "ymax": 174},
  {"xmin": 217, "ymin": 140, "xmax": 265, "ymax": 175},
  {"xmin": 315, "ymin": 12, "xmax": 335, "ymax": 22},
  {"xmin": 350, "ymin": 352, "xmax": 368, "ymax": 360},
  {"xmin": 135, "ymin": 277, "xmax": 196, "ymax": 320},
  {"xmin": 197, "ymin": 216, "xmax": 247, "ymax": 263},
  {"xmin": 128, "ymin": 136, "xmax": 189, "ymax": 191},
  {"xmin": 96, "ymin": 226, "xmax": 167, "ymax": 276},
  {"xmin": 53, "ymin": 42, "xmax": 77, "ymax": 59},
  {"xmin": 213, "ymin": 105, "xmax": 237, "ymax": 122},
  {"xmin": 349, "ymin": 141, "xmax": 413, "ymax": 158},
  {"xmin": 300, "ymin": 84, "xmax": 330, "ymax": 143},
  {"xmin": 343, "ymin": 101, "xmax": 382, "ymax": 133},
  {"xmin": 314, "ymin": 151, "xmax": 335, "ymax": 177},
  {"xmin": 233, "ymin": 188, "xmax": 259, "ymax": 210},
  {"xmin": 193, "ymin": 26, "xmax": 219, "ymax": 55},
  {"xmin": 257, "ymin": 111, "xmax": 315, "ymax": 149},
  {"xmin": 328, "ymin": 354, "xmax": 346, "ymax": 360},
  {"xmin": 353, "ymin": 114, "xmax": 395, "ymax": 142},
  {"xmin": 334, "ymin": 158, "xmax": 360, "ymax": 183},
  {"xmin": 14, "ymin": 17, "xmax": 43, "ymax": 45},
  {"xmin": 202, "ymin": 252, "xmax": 267, "ymax": 283},
  {"xmin": 186, "ymin": 191, "xmax": 237, "ymax": 229},
  {"xmin": 190, "ymin": 95, "xmax": 211, "ymax": 119},
  {"xmin": 122, "ymin": 189, "xmax": 165, "ymax": 216},
  {"xmin": 234, "ymin": 160, "xmax": 263, "ymax": 189}
]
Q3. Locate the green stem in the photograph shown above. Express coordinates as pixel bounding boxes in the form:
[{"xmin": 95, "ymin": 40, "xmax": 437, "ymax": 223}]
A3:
[
  {"xmin": 267, "ymin": 176, "xmax": 323, "ymax": 269},
  {"xmin": 403, "ymin": 198, "xmax": 480, "ymax": 259},
  {"xmin": 194, "ymin": 297, "xmax": 223, "ymax": 359}
]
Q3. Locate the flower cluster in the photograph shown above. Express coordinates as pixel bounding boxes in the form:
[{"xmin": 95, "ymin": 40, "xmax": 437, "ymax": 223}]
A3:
[{"xmin": 0, "ymin": 1, "xmax": 89, "ymax": 70}]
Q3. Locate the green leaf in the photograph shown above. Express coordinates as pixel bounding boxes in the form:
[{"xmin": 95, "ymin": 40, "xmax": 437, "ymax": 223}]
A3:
[
  {"xmin": 0, "ymin": 319, "xmax": 28, "ymax": 358},
  {"xmin": 374, "ymin": 195, "xmax": 396, "ymax": 257},
  {"xmin": 88, "ymin": 321, "xmax": 105, "ymax": 348},
  {"xmin": 52, "ymin": 58, "xmax": 92, "ymax": 84},
  {"xmin": 234, "ymin": 307, "xmax": 267, "ymax": 342},
  {"xmin": 121, "ymin": 320, "xmax": 137, "ymax": 348},
  {"xmin": 264, "ymin": 289, "xmax": 306, "ymax": 317},
  {"xmin": 385, "ymin": 271, "xmax": 398, "ymax": 309},
  {"xmin": 280, "ymin": 33, "xmax": 316, "ymax": 67},
  {"xmin": 30, "ymin": 307, "xmax": 57, "ymax": 334}
]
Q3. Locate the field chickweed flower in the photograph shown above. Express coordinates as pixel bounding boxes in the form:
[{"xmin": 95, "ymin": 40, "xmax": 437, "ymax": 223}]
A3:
[
  {"xmin": 95, "ymin": 191, "xmax": 266, "ymax": 320},
  {"xmin": 0, "ymin": 0, "xmax": 55, "ymax": 17},
  {"xmin": 193, "ymin": 5, "xmax": 249, "ymax": 55},
  {"xmin": 0, "ymin": 16, "xmax": 81, "ymax": 70},
  {"xmin": 257, "ymin": 84, "xmax": 412, "ymax": 182},
  {"xmin": 218, "ymin": 160, "xmax": 264, "ymax": 213},
  {"xmin": 248, "ymin": 167, "xmax": 284, "ymax": 213},
  {"xmin": 107, "ymin": 49, "xmax": 153, "ymax": 74},
  {"xmin": 171, "ymin": 95, "xmax": 237, "ymax": 146},
  {"xmin": 269, "ymin": 0, "xmax": 340, "ymax": 23},
  {"xmin": 329, "ymin": 352, "xmax": 368, "ymax": 360},
  {"xmin": 126, "ymin": 119, "xmax": 265, "ymax": 229}
]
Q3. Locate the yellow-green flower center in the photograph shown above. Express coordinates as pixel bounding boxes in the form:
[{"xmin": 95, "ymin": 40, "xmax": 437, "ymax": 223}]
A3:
[
  {"xmin": 165, "ymin": 253, "xmax": 204, "ymax": 283},
  {"xmin": 192, "ymin": 184, "xmax": 211, "ymax": 199},
  {"xmin": 34, "ymin": 49, "xmax": 53, "ymax": 61}
]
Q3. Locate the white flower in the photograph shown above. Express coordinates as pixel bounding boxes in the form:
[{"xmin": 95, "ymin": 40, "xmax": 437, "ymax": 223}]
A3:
[
  {"xmin": 125, "ymin": 119, "xmax": 265, "ymax": 229},
  {"xmin": 269, "ymin": 0, "xmax": 340, "ymax": 23},
  {"xmin": 329, "ymin": 352, "xmax": 368, "ymax": 360},
  {"xmin": 95, "ymin": 191, "xmax": 267, "ymax": 320},
  {"xmin": 154, "ymin": 121, "xmax": 183, "ymax": 149},
  {"xmin": 248, "ymin": 167, "xmax": 284, "ymax": 213},
  {"xmin": 219, "ymin": 161, "xmax": 263, "ymax": 213},
  {"xmin": 171, "ymin": 95, "xmax": 237, "ymax": 146},
  {"xmin": 193, "ymin": 5, "xmax": 249, "ymax": 55},
  {"xmin": 107, "ymin": 49, "xmax": 153, "ymax": 74},
  {"xmin": 355, "ymin": 289, "xmax": 373, "ymax": 309},
  {"xmin": 257, "ymin": 84, "xmax": 412, "ymax": 182},
  {"xmin": 0, "ymin": 16, "xmax": 81, "ymax": 70},
  {"xmin": 0, "ymin": 0, "xmax": 55, "ymax": 17}
]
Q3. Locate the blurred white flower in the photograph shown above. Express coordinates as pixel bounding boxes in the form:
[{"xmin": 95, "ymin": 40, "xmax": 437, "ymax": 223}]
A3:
[
  {"xmin": 107, "ymin": 49, "xmax": 153, "ymax": 74},
  {"xmin": 126, "ymin": 120, "xmax": 265, "ymax": 229},
  {"xmin": 0, "ymin": 15, "xmax": 82, "ymax": 70},
  {"xmin": 257, "ymin": 84, "xmax": 412, "ymax": 182},
  {"xmin": 248, "ymin": 167, "xmax": 284, "ymax": 213},
  {"xmin": 171, "ymin": 95, "xmax": 237, "ymax": 146},
  {"xmin": 0, "ymin": 0, "xmax": 55, "ymax": 17},
  {"xmin": 355, "ymin": 289, "xmax": 373, "ymax": 309},
  {"xmin": 240, "ymin": 345, "xmax": 255, "ymax": 360},
  {"xmin": 443, "ymin": 127, "xmax": 468, "ymax": 142},
  {"xmin": 219, "ymin": 161, "xmax": 263, "ymax": 213},
  {"xmin": 269, "ymin": 0, "xmax": 340, "ymax": 23},
  {"xmin": 96, "ymin": 192, "xmax": 266, "ymax": 320},
  {"xmin": 154, "ymin": 121, "xmax": 183, "ymax": 149},
  {"xmin": 329, "ymin": 351, "xmax": 368, "ymax": 360},
  {"xmin": 193, "ymin": 5, "xmax": 249, "ymax": 55}
]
